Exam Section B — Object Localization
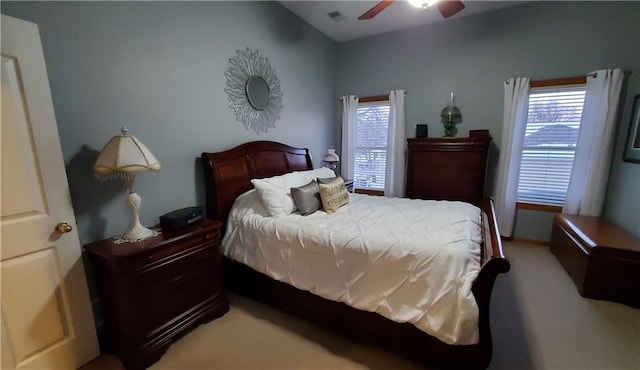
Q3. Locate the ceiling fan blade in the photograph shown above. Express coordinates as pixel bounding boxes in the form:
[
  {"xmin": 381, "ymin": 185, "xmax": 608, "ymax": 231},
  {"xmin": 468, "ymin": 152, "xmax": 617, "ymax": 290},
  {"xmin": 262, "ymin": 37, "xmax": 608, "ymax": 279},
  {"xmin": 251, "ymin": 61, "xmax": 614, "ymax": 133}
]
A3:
[
  {"xmin": 436, "ymin": 0, "xmax": 465, "ymax": 18},
  {"xmin": 358, "ymin": 0, "xmax": 395, "ymax": 20}
]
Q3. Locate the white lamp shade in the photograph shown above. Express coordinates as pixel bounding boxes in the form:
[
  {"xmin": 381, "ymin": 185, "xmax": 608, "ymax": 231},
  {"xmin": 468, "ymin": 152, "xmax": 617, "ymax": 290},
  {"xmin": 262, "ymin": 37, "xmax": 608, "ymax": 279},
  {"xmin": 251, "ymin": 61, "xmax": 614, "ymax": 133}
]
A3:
[
  {"xmin": 93, "ymin": 127, "xmax": 160, "ymax": 179},
  {"xmin": 323, "ymin": 149, "xmax": 340, "ymax": 162}
]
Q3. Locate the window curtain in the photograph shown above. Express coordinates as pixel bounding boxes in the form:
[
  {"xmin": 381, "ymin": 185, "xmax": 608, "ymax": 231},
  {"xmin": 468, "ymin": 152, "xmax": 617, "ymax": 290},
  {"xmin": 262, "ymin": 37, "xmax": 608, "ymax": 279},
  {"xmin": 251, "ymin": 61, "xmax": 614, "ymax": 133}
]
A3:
[
  {"xmin": 340, "ymin": 95, "xmax": 359, "ymax": 180},
  {"xmin": 494, "ymin": 78, "xmax": 530, "ymax": 237},
  {"xmin": 385, "ymin": 90, "xmax": 406, "ymax": 197},
  {"xmin": 563, "ymin": 68, "xmax": 624, "ymax": 216}
]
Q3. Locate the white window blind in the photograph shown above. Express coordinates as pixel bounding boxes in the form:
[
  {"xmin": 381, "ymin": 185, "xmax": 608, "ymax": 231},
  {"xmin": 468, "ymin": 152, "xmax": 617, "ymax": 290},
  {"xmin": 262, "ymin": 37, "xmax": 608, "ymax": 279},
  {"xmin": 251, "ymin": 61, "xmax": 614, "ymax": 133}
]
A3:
[
  {"xmin": 355, "ymin": 101, "xmax": 390, "ymax": 191},
  {"xmin": 517, "ymin": 86, "xmax": 586, "ymax": 206}
]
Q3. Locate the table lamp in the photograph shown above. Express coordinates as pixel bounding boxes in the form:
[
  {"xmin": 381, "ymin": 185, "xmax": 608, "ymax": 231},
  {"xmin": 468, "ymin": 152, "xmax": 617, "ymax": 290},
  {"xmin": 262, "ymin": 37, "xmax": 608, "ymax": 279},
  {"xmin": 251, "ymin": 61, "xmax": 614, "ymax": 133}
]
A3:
[
  {"xmin": 93, "ymin": 126, "xmax": 160, "ymax": 243},
  {"xmin": 323, "ymin": 149, "xmax": 340, "ymax": 171},
  {"xmin": 440, "ymin": 92, "xmax": 463, "ymax": 137}
]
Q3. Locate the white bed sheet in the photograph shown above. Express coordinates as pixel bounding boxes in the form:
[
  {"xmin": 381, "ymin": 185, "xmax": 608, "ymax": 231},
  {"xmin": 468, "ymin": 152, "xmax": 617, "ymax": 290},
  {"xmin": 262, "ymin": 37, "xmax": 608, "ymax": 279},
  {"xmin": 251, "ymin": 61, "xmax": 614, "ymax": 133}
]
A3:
[{"xmin": 222, "ymin": 190, "xmax": 483, "ymax": 345}]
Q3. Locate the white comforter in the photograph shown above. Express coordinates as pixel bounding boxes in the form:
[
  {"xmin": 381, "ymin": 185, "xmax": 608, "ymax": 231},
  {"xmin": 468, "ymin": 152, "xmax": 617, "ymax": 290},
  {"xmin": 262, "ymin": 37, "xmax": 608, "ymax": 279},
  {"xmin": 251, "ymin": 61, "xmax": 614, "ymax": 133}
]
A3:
[{"xmin": 222, "ymin": 191, "xmax": 483, "ymax": 344}]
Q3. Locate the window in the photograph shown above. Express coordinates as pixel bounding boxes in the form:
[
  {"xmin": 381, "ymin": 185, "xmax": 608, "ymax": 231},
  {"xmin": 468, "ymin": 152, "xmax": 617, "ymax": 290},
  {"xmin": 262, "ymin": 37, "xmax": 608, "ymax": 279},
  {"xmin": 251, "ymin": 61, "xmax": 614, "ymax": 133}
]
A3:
[
  {"xmin": 354, "ymin": 99, "xmax": 390, "ymax": 191},
  {"xmin": 516, "ymin": 81, "xmax": 586, "ymax": 206}
]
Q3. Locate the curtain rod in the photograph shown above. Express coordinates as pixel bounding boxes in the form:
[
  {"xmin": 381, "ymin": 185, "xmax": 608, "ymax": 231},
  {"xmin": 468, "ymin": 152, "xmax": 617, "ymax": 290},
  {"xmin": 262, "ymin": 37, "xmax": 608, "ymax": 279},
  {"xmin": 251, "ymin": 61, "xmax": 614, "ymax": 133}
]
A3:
[
  {"xmin": 588, "ymin": 70, "xmax": 633, "ymax": 78},
  {"xmin": 505, "ymin": 70, "xmax": 632, "ymax": 84},
  {"xmin": 586, "ymin": 71, "xmax": 633, "ymax": 78},
  {"xmin": 338, "ymin": 91, "xmax": 407, "ymax": 101}
]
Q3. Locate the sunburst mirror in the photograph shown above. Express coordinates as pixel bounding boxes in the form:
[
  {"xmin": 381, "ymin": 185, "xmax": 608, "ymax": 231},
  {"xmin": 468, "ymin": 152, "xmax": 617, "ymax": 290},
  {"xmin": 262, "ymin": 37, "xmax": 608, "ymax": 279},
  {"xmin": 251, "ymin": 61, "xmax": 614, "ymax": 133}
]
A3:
[{"xmin": 224, "ymin": 48, "xmax": 283, "ymax": 134}]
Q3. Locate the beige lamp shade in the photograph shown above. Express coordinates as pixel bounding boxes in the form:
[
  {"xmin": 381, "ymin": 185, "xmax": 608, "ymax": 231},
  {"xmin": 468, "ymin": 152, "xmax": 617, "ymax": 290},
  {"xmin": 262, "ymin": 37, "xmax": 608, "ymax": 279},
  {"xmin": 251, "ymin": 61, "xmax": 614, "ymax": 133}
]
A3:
[{"xmin": 93, "ymin": 126, "xmax": 160, "ymax": 179}]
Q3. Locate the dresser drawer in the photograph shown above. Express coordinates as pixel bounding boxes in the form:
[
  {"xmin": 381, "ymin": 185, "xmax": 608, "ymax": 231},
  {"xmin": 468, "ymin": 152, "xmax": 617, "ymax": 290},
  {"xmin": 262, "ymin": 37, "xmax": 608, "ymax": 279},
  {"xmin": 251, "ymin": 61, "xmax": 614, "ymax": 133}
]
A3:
[
  {"xmin": 137, "ymin": 244, "xmax": 216, "ymax": 283},
  {"xmin": 130, "ymin": 229, "xmax": 220, "ymax": 269},
  {"xmin": 135, "ymin": 245, "xmax": 220, "ymax": 334}
]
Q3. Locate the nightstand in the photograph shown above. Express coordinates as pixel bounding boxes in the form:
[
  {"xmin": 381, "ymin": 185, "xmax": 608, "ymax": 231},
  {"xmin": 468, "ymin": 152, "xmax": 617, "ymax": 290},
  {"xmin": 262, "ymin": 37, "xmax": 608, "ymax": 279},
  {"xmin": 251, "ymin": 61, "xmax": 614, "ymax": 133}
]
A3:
[{"xmin": 85, "ymin": 219, "xmax": 229, "ymax": 370}]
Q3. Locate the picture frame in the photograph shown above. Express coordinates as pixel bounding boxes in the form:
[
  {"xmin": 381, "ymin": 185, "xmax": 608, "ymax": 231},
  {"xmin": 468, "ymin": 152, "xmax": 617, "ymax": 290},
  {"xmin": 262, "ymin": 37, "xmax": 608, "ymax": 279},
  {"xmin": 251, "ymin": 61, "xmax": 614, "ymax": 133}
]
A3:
[
  {"xmin": 415, "ymin": 124, "xmax": 428, "ymax": 137},
  {"xmin": 623, "ymin": 93, "xmax": 640, "ymax": 163}
]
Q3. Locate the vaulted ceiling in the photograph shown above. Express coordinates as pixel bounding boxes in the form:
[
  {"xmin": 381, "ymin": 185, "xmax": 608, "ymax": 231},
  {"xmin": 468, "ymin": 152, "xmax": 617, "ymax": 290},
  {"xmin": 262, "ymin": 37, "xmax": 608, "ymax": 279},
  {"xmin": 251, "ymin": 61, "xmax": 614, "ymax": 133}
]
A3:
[{"xmin": 279, "ymin": 1, "xmax": 531, "ymax": 42}]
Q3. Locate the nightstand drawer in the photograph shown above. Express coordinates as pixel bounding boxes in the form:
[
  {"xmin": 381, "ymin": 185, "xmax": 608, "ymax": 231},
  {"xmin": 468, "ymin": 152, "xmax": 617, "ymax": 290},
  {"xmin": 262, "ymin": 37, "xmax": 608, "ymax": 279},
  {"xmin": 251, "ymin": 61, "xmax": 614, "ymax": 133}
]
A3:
[
  {"xmin": 131, "ymin": 229, "xmax": 220, "ymax": 269},
  {"xmin": 137, "ymin": 246, "xmax": 219, "ymax": 334},
  {"xmin": 137, "ymin": 244, "xmax": 216, "ymax": 283}
]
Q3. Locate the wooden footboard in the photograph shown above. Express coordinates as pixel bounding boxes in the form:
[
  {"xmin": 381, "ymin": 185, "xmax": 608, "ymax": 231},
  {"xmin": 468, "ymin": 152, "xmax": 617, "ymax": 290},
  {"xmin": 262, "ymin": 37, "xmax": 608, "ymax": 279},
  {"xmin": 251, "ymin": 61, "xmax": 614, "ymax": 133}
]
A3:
[
  {"xmin": 475, "ymin": 197, "xmax": 510, "ymax": 307},
  {"xmin": 472, "ymin": 197, "xmax": 511, "ymax": 366}
]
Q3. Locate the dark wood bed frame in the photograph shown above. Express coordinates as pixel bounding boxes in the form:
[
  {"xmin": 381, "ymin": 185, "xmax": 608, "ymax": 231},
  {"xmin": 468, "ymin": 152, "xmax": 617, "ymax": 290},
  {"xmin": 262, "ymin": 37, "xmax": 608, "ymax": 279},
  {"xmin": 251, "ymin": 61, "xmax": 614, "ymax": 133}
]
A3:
[{"xmin": 201, "ymin": 141, "xmax": 510, "ymax": 369}]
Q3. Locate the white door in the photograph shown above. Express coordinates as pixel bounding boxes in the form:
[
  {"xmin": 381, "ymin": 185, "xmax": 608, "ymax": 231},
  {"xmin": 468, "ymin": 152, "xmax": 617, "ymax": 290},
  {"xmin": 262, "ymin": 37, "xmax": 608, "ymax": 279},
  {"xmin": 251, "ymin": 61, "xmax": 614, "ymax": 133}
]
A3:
[{"xmin": 1, "ymin": 15, "xmax": 100, "ymax": 369}]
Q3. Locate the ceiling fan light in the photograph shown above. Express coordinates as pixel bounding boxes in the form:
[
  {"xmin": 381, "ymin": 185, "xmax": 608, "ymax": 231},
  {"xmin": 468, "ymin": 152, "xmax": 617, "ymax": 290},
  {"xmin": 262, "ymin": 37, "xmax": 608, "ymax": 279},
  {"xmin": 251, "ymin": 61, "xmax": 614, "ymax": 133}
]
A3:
[{"xmin": 407, "ymin": 0, "xmax": 439, "ymax": 10}]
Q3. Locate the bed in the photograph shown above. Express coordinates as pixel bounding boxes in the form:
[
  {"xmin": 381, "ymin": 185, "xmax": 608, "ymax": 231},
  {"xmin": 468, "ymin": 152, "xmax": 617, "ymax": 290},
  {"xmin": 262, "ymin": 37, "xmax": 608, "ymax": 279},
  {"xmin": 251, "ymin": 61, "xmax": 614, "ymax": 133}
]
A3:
[{"xmin": 201, "ymin": 140, "xmax": 510, "ymax": 369}]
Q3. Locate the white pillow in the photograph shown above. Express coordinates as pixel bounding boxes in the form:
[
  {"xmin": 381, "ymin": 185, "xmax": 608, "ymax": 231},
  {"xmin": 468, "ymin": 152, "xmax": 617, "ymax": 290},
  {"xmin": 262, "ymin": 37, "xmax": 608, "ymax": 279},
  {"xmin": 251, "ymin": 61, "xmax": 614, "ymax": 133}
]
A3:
[
  {"xmin": 229, "ymin": 189, "xmax": 270, "ymax": 219},
  {"xmin": 251, "ymin": 171, "xmax": 309, "ymax": 216},
  {"xmin": 298, "ymin": 167, "xmax": 335, "ymax": 183},
  {"xmin": 250, "ymin": 168, "xmax": 337, "ymax": 217}
]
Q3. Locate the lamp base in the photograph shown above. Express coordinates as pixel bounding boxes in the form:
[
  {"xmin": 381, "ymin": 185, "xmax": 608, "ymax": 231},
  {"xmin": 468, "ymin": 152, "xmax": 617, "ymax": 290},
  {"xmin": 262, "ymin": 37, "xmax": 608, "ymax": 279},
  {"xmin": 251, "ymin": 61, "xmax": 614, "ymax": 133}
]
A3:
[
  {"xmin": 122, "ymin": 222, "xmax": 156, "ymax": 242},
  {"xmin": 443, "ymin": 122, "xmax": 458, "ymax": 138},
  {"xmin": 113, "ymin": 178, "xmax": 159, "ymax": 244}
]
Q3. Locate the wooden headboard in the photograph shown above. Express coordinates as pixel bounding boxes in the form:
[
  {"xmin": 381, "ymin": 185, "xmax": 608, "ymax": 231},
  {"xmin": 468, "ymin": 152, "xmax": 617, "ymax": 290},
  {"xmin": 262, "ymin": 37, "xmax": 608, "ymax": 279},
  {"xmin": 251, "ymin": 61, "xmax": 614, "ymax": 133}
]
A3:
[{"xmin": 201, "ymin": 141, "xmax": 313, "ymax": 223}]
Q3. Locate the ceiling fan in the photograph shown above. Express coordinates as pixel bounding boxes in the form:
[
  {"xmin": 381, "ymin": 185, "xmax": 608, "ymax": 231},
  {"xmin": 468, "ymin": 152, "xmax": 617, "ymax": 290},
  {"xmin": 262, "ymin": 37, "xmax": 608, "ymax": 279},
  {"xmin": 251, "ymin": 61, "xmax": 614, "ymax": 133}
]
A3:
[{"xmin": 358, "ymin": 0, "xmax": 466, "ymax": 20}]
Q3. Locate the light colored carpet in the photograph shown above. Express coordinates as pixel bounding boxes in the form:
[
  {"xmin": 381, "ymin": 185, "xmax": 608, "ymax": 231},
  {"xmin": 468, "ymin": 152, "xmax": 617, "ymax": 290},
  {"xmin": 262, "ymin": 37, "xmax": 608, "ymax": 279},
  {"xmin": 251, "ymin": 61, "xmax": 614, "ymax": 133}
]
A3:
[{"xmin": 80, "ymin": 242, "xmax": 640, "ymax": 370}]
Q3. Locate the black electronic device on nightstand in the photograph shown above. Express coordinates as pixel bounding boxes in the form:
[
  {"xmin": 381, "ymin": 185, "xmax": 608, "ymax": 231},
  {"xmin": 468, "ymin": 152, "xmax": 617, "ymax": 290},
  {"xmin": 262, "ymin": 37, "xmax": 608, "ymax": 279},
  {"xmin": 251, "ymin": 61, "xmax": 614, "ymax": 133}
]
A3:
[{"xmin": 160, "ymin": 206, "xmax": 202, "ymax": 231}]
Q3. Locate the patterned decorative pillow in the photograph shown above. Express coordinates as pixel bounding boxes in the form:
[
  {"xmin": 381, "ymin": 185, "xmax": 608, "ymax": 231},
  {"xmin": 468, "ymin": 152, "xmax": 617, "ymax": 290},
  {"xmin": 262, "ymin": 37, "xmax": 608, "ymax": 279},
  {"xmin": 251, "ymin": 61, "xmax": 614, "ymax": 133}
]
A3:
[
  {"xmin": 318, "ymin": 177, "xmax": 349, "ymax": 214},
  {"xmin": 291, "ymin": 180, "xmax": 322, "ymax": 216}
]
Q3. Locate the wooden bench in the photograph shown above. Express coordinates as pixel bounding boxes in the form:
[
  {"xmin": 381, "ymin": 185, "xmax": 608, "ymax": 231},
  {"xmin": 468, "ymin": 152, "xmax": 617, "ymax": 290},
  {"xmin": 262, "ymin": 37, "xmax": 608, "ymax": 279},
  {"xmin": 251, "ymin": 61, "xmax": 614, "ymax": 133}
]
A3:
[{"xmin": 550, "ymin": 214, "xmax": 640, "ymax": 308}]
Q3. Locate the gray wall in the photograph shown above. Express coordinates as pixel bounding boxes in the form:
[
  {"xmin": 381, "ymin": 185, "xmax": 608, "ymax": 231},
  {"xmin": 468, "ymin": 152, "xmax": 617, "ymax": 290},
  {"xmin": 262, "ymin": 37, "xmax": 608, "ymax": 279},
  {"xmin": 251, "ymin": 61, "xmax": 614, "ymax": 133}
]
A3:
[
  {"xmin": 335, "ymin": 1, "xmax": 640, "ymax": 239},
  {"xmin": 2, "ymin": 2, "xmax": 637, "ymax": 240},
  {"xmin": 1, "ymin": 1, "xmax": 338, "ymax": 245}
]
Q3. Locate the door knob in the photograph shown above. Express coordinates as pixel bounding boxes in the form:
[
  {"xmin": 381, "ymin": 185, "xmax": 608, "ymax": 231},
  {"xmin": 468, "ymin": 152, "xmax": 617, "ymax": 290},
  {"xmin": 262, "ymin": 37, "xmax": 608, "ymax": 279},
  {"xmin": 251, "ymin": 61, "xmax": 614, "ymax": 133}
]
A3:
[{"xmin": 56, "ymin": 222, "xmax": 73, "ymax": 234}]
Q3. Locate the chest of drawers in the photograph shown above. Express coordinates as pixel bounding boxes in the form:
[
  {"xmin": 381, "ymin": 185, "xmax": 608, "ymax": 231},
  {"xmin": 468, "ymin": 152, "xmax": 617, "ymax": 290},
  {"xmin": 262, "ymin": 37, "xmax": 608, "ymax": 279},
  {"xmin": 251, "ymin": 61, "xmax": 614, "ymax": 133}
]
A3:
[
  {"xmin": 85, "ymin": 219, "xmax": 228, "ymax": 369},
  {"xmin": 406, "ymin": 130, "xmax": 492, "ymax": 205}
]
